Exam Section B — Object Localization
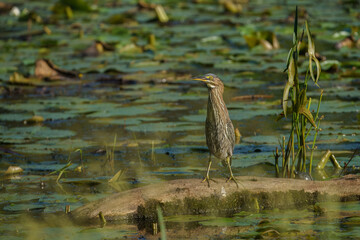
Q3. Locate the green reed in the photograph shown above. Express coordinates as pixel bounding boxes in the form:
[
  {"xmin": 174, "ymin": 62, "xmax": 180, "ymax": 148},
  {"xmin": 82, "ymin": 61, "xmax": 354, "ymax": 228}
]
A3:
[{"xmin": 277, "ymin": 7, "xmax": 322, "ymax": 178}]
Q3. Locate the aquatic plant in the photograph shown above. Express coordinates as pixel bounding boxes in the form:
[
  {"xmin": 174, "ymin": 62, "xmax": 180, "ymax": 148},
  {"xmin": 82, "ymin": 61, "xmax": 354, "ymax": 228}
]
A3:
[
  {"xmin": 157, "ymin": 205, "xmax": 167, "ymax": 240},
  {"xmin": 277, "ymin": 7, "xmax": 322, "ymax": 178},
  {"xmin": 102, "ymin": 134, "xmax": 117, "ymax": 175},
  {"xmin": 48, "ymin": 154, "xmax": 73, "ymax": 182}
]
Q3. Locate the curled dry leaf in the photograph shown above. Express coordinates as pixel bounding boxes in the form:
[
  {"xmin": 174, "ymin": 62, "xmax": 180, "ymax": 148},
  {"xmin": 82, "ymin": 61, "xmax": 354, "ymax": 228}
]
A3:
[
  {"xmin": 222, "ymin": 0, "xmax": 242, "ymax": 14},
  {"xmin": 34, "ymin": 59, "xmax": 79, "ymax": 80},
  {"xmin": 259, "ymin": 39, "xmax": 273, "ymax": 50},
  {"xmin": 244, "ymin": 32, "xmax": 279, "ymax": 50},
  {"xmin": 24, "ymin": 115, "xmax": 44, "ymax": 124},
  {"xmin": 235, "ymin": 128, "xmax": 241, "ymax": 138},
  {"xmin": 298, "ymin": 106, "xmax": 316, "ymax": 128},
  {"xmin": 74, "ymin": 166, "xmax": 83, "ymax": 173},
  {"xmin": 335, "ymin": 36, "xmax": 359, "ymax": 49},
  {"xmin": 5, "ymin": 166, "xmax": 24, "ymax": 175},
  {"xmin": 272, "ymin": 33, "xmax": 280, "ymax": 49},
  {"xmin": 155, "ymin": 5, "xmax": 169, "ymax": 23},
  {"xmin": 9, "ymin": 72, "xmax": 35, "ymax": 85}
]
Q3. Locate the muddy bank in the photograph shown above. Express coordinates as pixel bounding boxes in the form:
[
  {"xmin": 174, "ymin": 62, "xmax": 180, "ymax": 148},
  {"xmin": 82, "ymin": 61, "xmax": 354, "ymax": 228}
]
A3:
[{"xmin": 72, "ymin": 175, "xmax": 360, "ymax": 222}]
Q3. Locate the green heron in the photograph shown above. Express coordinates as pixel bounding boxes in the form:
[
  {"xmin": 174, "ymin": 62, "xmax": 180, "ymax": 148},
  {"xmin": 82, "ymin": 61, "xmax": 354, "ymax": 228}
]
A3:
[{"xmin": 193, "ymin": 73, "xmax": 238, "ymax": 188}]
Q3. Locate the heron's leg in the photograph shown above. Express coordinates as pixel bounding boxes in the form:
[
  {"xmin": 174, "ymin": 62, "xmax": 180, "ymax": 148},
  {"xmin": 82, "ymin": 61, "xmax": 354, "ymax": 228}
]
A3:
[
  {"xmin": 225, "ymin": 157, "xmax": 239, "ymax": 188},
  {"xmin": 202, "ymin": 154, "xmax": 217, "ymax": 187}
]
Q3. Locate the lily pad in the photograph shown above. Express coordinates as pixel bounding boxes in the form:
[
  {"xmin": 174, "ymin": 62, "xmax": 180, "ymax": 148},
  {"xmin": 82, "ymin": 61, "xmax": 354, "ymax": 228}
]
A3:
[
  {"xmin": 126, "ymin": 122, "xmax": 202, "ymax": 132},
  {"xmin": 0, "ymin": 126, "xmax": 76, "ymax": 144}
]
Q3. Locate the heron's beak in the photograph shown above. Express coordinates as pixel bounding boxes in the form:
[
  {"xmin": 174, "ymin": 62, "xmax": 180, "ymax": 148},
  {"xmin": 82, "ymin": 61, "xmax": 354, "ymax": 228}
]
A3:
[{"xmin": 192, "ymin": 77, "xmax": 209, "ymax": 83}]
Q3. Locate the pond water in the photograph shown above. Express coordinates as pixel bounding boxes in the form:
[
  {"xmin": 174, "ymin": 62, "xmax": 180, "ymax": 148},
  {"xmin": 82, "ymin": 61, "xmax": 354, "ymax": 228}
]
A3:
[{"xmin": 0, "ymin": 0, "xmax": 359, "ymax": 239}]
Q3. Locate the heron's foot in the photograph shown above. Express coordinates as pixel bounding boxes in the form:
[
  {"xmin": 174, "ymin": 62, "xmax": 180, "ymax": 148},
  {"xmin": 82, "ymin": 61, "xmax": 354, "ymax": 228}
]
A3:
[
  {"xmin": 226, "ymin": 175, "xmax": 239, "ymax": 188},
  {"xmin": 202, "ymin": 176, "xmax": 217, "ymax": 187}
]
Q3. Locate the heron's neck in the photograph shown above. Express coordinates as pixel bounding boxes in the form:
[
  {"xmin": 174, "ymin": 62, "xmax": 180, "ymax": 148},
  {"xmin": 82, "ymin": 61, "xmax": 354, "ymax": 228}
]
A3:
[{"xmin": 207, "ymin": 88, "xmax": 229, "ymax": 123}]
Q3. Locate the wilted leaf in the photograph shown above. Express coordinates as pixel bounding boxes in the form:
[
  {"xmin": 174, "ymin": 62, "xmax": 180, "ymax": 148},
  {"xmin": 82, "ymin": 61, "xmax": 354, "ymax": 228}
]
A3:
[
  {"xmin": 9, "ymin": 72, "xmax": 41, "ymax": 85},
  {"xmin": 74, "ymin": 166, "xmax": 82, "ymax": 173},
  {"xmin": 5, "ymin": 166, "xmax": 23, "ymax": 175},
  {"xmin": 259, "ymin": 229, "xmax": 280, "ymax": 237},
  {"xmin": 259, "ymin": 39, "xmax": 273, "ymax": 50},
  {"xmin": 222, "ymin": 0, "xmax": 242, "ymax": 14},
  {"xmin": 23, "ymin": 115, "xmax": 44, "ymax": 124},
  {"xmin": 299, "ymin": 106, "xmax": 316, "ymax": 128},
  {"xmin": 119, "ymin": 43, "xmax": 143, "ymax": 53},
  {"xmin": 34, "ymin": 59, "xmax": 80, "ymax": 80},
  {"xmin": 155, "ymin": 5, "xmax": 169, "ymax": 23},
  {"xmin": 235, "ymin": 128, "xmax": 241, "ymax": 138},
  {"xmin": 244, "ymin": 31, "xmax": 279, "ymax": 50},
  {"xmin": 335, "ymin": 36, "xmax": 358, "ymax": 49},
  {"xmin": 272, "ymin": 33, "xmax": 280, "ymax": 49}
]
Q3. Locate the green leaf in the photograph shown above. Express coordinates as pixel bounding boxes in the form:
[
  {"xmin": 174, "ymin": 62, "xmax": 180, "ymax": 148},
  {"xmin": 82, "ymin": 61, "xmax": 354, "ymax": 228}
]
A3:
[
  {"xmin": 293, "ymin": 6, "xmax": 298, "ymax": 44},
  {"xmin": 306, "ymin": 20, "xmax": 321, "ymax": 85},
  {"xmin": 108, "ymin": 169, "xmax": 125, "ymax": 183},
  {"xmin": 284, "ymin": 47, "xmax": 294, "ymax": 72},
  {"xmin": 314, "ymin": 56, "xmax": 321, "ymax": 85},
  {"xmin": 283, "ymin": 56, "xmax": 295, "ymax": 117},
  {"xmin": 282, "ymin": 81, "xmax": 292, "ymax": 118}
]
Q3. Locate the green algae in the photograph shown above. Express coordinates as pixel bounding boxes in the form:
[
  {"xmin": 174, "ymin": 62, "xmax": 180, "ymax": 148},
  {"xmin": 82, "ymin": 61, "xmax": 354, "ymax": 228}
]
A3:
[{"xmin": 132, "ymin": 190, "xmax": 359, "ymax": 221}]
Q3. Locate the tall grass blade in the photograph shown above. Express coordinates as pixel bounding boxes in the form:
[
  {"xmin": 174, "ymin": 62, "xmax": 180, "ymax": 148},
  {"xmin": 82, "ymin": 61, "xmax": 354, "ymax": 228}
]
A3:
[{"xmin": 157, "ymin": 205, "xmax": 167, "ymax": 240}]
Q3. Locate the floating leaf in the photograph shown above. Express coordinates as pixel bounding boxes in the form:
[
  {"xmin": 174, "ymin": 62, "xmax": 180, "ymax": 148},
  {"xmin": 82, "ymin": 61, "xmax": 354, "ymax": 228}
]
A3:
[{"xmin": 320, "ymin": 60, "xmax": 340, "ymax": 72}]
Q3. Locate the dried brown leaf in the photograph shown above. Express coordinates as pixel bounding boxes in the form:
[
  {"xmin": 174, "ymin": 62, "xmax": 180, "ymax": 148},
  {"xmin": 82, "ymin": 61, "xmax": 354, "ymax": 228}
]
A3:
[{"xmin": 5, "ymin": 166, "xmax": 23, "ymax": 175}]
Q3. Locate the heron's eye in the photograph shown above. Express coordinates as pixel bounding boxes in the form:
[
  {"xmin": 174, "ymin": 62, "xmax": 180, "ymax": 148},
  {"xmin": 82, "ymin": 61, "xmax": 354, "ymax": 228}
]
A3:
[{"xmin": 208, "ymin": 75, "xmax": 213, "ymax": 80}]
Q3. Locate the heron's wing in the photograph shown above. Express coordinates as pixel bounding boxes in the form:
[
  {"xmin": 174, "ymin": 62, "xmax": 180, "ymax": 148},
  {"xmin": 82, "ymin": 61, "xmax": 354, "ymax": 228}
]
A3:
[{"xmin": 226, "ymin": 120, "xmax": 235, "ymax": 150}]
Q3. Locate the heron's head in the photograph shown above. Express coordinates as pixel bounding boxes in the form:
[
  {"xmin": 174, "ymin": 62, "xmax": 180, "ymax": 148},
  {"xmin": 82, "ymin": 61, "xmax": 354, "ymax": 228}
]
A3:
[{"xmin": 192, "ymin": 73, "xmax": 223, "ymax": 89}]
